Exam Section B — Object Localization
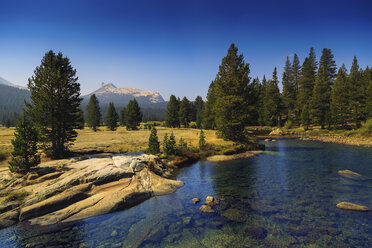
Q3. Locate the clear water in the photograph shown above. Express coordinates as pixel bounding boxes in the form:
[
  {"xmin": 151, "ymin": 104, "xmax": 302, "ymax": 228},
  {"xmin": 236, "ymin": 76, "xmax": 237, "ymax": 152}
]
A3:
[{"xmin": 1, "ymin": 138, "xmax": 372, "ymax": 248}]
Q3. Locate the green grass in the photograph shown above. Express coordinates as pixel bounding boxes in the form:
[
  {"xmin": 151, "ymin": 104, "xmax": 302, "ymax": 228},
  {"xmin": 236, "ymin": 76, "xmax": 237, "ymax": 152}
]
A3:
[{"xmin": 0, "ymin": 190, "xmax": 29, "ymax": 203}]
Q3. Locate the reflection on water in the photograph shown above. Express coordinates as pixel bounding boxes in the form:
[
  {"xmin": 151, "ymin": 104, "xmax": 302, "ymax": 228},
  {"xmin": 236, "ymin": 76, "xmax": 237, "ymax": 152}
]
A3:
[{"xmin": 1, "ymin": 138, "xmax": 372, "ymax": 247}]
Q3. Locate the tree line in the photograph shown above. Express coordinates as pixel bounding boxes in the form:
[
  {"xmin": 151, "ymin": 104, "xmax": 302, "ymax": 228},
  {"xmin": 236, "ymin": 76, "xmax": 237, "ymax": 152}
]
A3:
[{"xmin": 165, "ymin": 44, "xmax": 372, "ymax": 144}]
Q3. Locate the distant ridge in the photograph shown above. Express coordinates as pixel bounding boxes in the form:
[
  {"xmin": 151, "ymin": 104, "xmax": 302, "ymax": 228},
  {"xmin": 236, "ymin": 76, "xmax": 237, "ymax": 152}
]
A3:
[
  {"xmin": 82, "ymin": 82, "xmax": 165, "ymax": 106},
  {"xmin": 0, "ymin": 77, "xmax": 28, "ymax": 90}
]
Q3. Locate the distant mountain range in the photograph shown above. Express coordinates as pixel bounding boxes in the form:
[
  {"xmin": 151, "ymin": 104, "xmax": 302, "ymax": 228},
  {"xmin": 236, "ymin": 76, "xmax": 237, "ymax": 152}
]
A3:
[
  {"xmin": 0, "ymin": 78, "xmax": 166, "ymax": 124},
  {"xmin": 82, "ymin": 82, "xmax": 165, "ymax": 107}
]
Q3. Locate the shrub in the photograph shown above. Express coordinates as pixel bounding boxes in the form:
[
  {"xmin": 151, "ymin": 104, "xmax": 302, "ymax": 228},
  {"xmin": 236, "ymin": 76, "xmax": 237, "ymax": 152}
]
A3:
[
  {"xmin": 364, "ymin": 118, "xmax": 372, "ymax": 133},
  {"xmin": 177, "ymin": 137, "xmax": 188, "ymax": 154},
  {"xmin": 4, "ymin": 190, "xmax": 29, "ymax": 203},
  {"xmin": 221, "ymin": 144, "xmax": 247, "ymax": 155},
  {"xmin": 284, "ymin": 119, "xmax": 294, "ymax": 129}
]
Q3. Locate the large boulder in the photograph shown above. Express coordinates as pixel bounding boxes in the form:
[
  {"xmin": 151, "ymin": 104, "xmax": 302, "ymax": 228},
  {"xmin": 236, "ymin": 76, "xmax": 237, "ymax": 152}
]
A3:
[{"xmin": 0, "ymin": 153, "xmax": 184, "ymax": 229}]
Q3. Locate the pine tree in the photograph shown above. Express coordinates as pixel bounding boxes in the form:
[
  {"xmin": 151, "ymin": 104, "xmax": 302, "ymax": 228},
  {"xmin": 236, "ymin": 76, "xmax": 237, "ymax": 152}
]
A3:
[
  {"xmin": 76, "ymin": 105, "xmax": 85, "ymax": 129},
  {"xmin": 365, "ymin": 67, "xmax": 372, "ymax": 118},
  {"xmin": 301, "ymin": 104, "xmax": 310, "ymax": 130},
  {"xmin": 5, "ymin": 119, "xmax": 11, "ymax": 128},
  {"xmin": 258, "ymin": 76, "xmax": 268, "ymax": 125},
  {"xmin": 106, "ymin": 102, "xmax": 119, "ymax": 131},
  {"xmin": 202, "ymin": 81, "xmax": 216, "ymax": 129},
  {"xmin": 26, "ymin": 50, "xmax": 82, "ymax": 158},
  {"xmin": 120, "ymin": 108, "xmax": 126, "ymax": 126},
  {"xmin": 199, "ymin": 130, "xmax": 207, "ymax": 150},
  {"xmin": 213, "ymin": 44, "xmax": 251, "ymax": 141},
  {"xmin": 282, "ymin": 56, "xmax": 295, "ymax": 119},
  {"xmin": 179, "ymin": 97, "xmax": 192, "ymax": 128},
  {"xmin": 347, "ymin": 56, "xmax": 365, "ymax": 127},
  {"xmin": 163, "ymin": 132, "xmax": 176, "ymax": 155},
  {"xmin": 263, "ymin": 68, "xmax": 281, "ymax": 126},
  {"xmin": 8, "ymin": 113, "xmax": 40, "ymax": 173},
  {"xmin": 194, "ymin": 96, "xmax": 204, "ymax": 128},
  {"xmin": 297, "ymin": 48, "xmax": 317, "ymax": 114},
  {"xmin": 165, "ymin": 95, "xmax": 180, "ymax": 128},
  {"xmin": 125, "ymin": 99, "xmax": 142, "ymax": 130},
  {"xmin": 310, "ymin": 48, "xmax": 336, "ymax": 128},
  {"xmin": 330, "ymin": 65, "xmax": 349, "ymax": 127},
  {"xmin": 147, "ymin": 126, "xmax": 160, "ymax": 154},
  {"xmin": 246, "ymin": 77, "xmax": 261, "ymax": 125},
  {"xmin": 86, "ymin": 94, "xmax": 101, "ymax": 132},
  {"xmin": 291, "ymin": 54, "xmax": 301, "ymax": 123}
]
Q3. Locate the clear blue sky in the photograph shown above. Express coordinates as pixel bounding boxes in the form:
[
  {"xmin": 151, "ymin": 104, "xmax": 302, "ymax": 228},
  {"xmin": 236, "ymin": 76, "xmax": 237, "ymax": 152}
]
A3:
[{"xmin": 1, "ymin": 0, "xmax": 371, "ymax": 100}]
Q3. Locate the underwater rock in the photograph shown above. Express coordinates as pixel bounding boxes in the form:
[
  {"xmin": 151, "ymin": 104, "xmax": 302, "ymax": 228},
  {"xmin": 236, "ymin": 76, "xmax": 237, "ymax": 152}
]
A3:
[
  {"xmin": 338, "ymin": 170, "xmax": 370, "ymax": 181},
  {"xmin": 182, "ymin": 216, "xmax": 191, "ymax": 225},
  {"xmin": 248, "ymin": 200, "xmax": 279, "ymax": 215},
  {"xmin": 192, "ymin": 198, "xmax": 200, "ymax": 204},
  {"xmin": 265, "ymin": 139, "xmax": 270, "ymax": 141},
  {"xmin": 244, "ymin": 226, "xmax": 268, "ymax": 239},
  {"xmin": 272, "ymin": 215, "xmax": 301, "ymax": 224},
  {"xmin": 168, "ymin": 221, "xmax": 183, "ymax": 233},
  {"xmin": 199, "ymin": 205, "xmax": 215, "ymax": 213},
  {"xmin": 336, "ymin": 202, "xmax": 370, "ymax": 212},
  {"xmin": 319, "ymin": 227, "xmax": 342, "ymax": 235},
  {"xmin": 205, "ymin": 196, "xmax": 214, "ymax": 206},
  {"xmin": 295, "ymin": 200, "xmax": 311, "ymax": 206},
  {"xmin": 111, "ymin": 230, "xmax": 117, "ymax": 237},
  {"xmin": 286, "ymin": 226, "xmax": 310, "ymax": 236},
  {"xmin": 222, "ymin": 208, "xmax": 245, "ymax": 222}
]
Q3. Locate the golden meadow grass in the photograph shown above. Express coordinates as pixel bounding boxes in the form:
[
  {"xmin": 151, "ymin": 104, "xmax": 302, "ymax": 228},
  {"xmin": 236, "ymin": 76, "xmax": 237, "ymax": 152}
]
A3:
[{"xmin": 0, "ymin": 126, "xmax": 234, "ymax": 167}]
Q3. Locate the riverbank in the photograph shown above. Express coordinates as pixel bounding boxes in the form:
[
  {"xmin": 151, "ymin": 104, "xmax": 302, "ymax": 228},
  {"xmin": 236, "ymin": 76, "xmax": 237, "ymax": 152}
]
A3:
[{"xmin": 253, "ymin": 126, "xmax": 372, "ymax": 147}]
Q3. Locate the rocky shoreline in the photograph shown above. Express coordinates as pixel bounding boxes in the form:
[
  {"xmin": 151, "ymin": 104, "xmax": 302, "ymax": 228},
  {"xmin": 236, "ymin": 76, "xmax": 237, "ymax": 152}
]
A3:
[
  {"xmin": 206, "ymin": 151, "xmax": 263, "ymax": 162},
  {"xmin": 0, "ymin": 153, "xmax": 184, "ymax": 229}
]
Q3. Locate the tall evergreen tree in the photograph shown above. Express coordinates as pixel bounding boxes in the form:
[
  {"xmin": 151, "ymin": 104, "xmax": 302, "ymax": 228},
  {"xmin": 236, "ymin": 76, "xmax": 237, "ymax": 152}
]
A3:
[
  {"xmin": 310, "ymin": 48, "xmax": 336, "ymax": 128},
  {"xmin": 76, "ymin": 105, "xmax": 85, "ymax": 129},
  {"xmin": 330, "ymin": 65, "xmax": 349, "ymax": 127},
  {"xmin": 301, "ymin": 104, "xmax": 310, "ymax": 130},
  {"xmin": 120, "ymin": 107, "xmax": 126, "ymax": 126},
  {"xmin": 263, "ymin": 68, "xmax": 281, "ymax": 126},
  {"xmin": 365, "ymin": 67, "xmax": 372, "ymax": 118},
  {"xmin": 165, "ymin": 95, "xmax": 180, "ymax": 128},
  {"xmin": 8, "ymin": 113, "xmax": 40, "ymax": 173},
  {"xmin": 347, "ymin": 56, "xmax": 365, "ymax": 127},
  {"xmin": 86, "ymin": 94, "xmax": 101, "ymax": 132},
  {"xmin": 179, "ymin": 97, "xmax": 192, "ymax": 128},
  {"xmin": 125, "ymin": 99, "xmax": 142, "ymax": 130},
  {"xmin": 297, "ymin": 48, "xmax": 317, "ymax": 114},
  {"xmin": 282, "ymin": 56, "xmax": 295, "ymax": 119},
  {"xmin": 26, "ymin": 50, "xmax": 82, "ymax": 158},
  {"xmin": 291, "ymin": 54, "xmax": 301, "ymax": 122},
  {"xmin": 258, "ymin": 76, "xmax": 268, "ymax": 125},
  {"xmin": 194, "ymin": 96, "xmax": 204, "ymax": 129},
  {"xmin": 212, "ymin": 44, "xmax": 251, "ymax": 141},
  {"xmin": 202, "ymin": 81, "xmax": 216, "ymax": 129},
  {"xmin": 106, "ymin": 102, "xmax": 119, "ymax": 131}
]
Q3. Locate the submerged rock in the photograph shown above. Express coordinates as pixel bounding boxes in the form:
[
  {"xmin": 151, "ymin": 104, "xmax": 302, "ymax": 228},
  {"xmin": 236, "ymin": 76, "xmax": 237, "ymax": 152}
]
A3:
[
  {"xmin": 244, "ymin": 226, "xmax": 268, "ymax": 239},
  {"xmin": 192, "ymin": 198, "xmax": 200, "ymax": 204},
  {"xmin": 199, "ymin": 205, "xmax": 215, "ymax": 213},
  {"xmin": 336, "ymin": 202, "xmax": 370, "ymax": 212},
  {"xmin": 205, "ymin": 196, "xmax": 214, "ymax": 206},
  {"xmin": 222, "ymin": 208, "xmax": 245, "ymax": 222},
  {"xmin": 338, "ymin": 170, "xmax": 370, "ymax": 181}
]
